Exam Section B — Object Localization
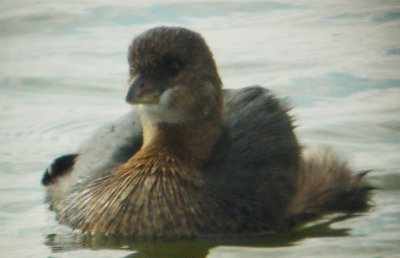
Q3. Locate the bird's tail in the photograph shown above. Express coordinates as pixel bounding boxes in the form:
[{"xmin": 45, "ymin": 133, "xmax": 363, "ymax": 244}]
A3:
[{"xmin": 288, "ymin": 146, "xmax": 374, "ymax": 226}]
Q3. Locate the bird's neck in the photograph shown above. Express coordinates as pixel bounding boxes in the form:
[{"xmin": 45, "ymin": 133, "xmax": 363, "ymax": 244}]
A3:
[{"xmin": 136, "ymin": 110, "xmax": 223, "ymax": 166}]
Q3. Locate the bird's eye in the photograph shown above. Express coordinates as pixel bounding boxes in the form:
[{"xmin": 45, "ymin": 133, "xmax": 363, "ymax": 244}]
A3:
[{"xmin": 166, "ymin": 61, "xmax": 180, "ymax": 77}]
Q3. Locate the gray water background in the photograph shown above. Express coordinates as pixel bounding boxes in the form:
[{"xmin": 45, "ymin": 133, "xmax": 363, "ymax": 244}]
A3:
[{"xmin": 1, "ymin": 0, "xmax": 399, "ymax": 257}]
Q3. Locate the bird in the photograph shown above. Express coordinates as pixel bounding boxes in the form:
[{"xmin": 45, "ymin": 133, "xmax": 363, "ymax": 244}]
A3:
[{"xmin": 42, "ymin": 26, "xmax": 372, "ymax": 238}]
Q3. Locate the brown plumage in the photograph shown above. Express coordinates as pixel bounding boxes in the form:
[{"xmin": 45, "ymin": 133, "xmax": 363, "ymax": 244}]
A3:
[
  {"xmin": 57, "ymin": 153, "xmax": 233, "ymax": 237},
  {"xmin": 42, "ymin": 26, "xmax": 373, "ymax": 238},
  {"xmin": 288, "ymin": 147, "xmax": 373, "ymax": 225}
]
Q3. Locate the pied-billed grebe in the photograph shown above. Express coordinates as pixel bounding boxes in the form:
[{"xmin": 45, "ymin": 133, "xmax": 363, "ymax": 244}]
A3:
[{"xmin": 42, "ymin": 26, "xmax": 372, "ymax": 238}]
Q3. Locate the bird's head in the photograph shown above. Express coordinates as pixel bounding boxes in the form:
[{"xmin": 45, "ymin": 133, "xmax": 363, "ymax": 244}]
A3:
[{"xmin": 126, "ymin": 26, "xmax": 222, "ymax": 123}]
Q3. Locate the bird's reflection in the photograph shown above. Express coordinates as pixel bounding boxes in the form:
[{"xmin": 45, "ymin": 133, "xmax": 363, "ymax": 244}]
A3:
[{"xmin": 45, "ymin": 212, "xmax": 362, "ymax": 258}]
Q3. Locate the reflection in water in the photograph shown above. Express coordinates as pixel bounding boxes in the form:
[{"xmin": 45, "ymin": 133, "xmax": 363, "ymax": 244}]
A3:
[{"xmin": 44, "ymin": 213, "xmax": 361, "ymax": 258}]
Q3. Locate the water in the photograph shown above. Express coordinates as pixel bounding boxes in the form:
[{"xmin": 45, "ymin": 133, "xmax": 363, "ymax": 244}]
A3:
[{"xmin": 1, "ymin": 0, "xmax": 399, "ymax": 257}]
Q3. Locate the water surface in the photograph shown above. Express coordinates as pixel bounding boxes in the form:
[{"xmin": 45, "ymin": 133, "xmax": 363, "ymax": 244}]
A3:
[{"xmin": 1, "ymin": 0, "xmax": 399, "ymax": 257}]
